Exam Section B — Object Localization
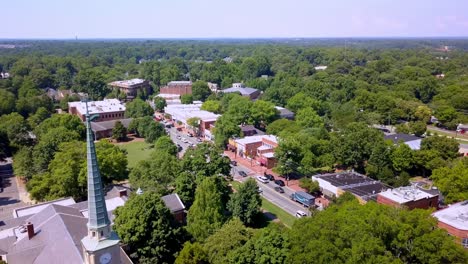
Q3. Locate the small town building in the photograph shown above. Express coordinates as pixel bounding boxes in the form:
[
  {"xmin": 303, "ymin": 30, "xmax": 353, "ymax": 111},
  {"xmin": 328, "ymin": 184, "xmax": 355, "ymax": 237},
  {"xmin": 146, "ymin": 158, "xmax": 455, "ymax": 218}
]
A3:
[
  {"xmin": 432, "ymin": 200, "xmax": 468, "ymax": 248},
  {"xmin": 109, "ymin": 78, "xmax": 151, "ymax": 99},
  {"xmin": 222, "ymin": 83, "xmax": 260, "ymax": 100},
  {"xmin": 384, "ymin": 133, "xmax": 422, "ymax": 150},
  {"xmin": 312, "ymin": 172, "xmax": 388, "ymax": 204},
  {"xmin": 164, "ymin": 104, "xmax": 220, "ymax": 140},
  {"xmin": 240, "ymin": 125, "xmax": 265, "ymax": 137},
  {"xmin": 228, "ymin": 135, "xmax": 278, "ymax": 168},
  {"xmin": 68, "ymin": 99, "xmax": 126, "ymax": 122},
  {"xmin": 314, "ymin": 66, "xmax": 328, "ymax": 71},
  {"xmin": 161, "ymin": 193, "xmax": 186, "ymax": 223},
  {"xmin": 275, "ymin": 106, "xmax": 295, "ymax": 120},
  {"xmin": 91, "ymin": 118, "xmax": 132, "ymax": 140},
  {"xmin": 159, "ymin": 81, "xmax": 193, "ymax": 96},
  {"xmin": 207, "ymin": 82, "xmax": 218, "ymax": 93},
  {"xmin": 377, "ymin": 185, "xmax": 438, "ymax": 210}
]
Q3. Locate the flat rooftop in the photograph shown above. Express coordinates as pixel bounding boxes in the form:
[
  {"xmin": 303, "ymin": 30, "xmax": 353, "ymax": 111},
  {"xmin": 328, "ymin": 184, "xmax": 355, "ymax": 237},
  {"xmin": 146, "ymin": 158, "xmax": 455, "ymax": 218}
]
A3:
[
  {"xmin": 68, "ymin": 99, "xmax": 125, "ymax": 114},
  {"xmin": 168, "ymin": 81, "xmax": 192, "ymax": 86},
  {"xmin": 379, "ymin": 186, "xmax": 437, "ymax": 204},
  {"xmin": 384, "ymin": 133, "xmax": 421, "ymax": 144},
  {"xmin": 222, "ymin": 86, "xmax": 258, "ymax": 95},
  {"xmin": 314, "ymin": 172, "xmax": 373, "ymax": 186},
  {"xmin": 165, "ymin": 104, "xmax": 220, "ymax": 122},
  {"xmin": 109, "ymin": 78, "xmax": 147, "ymax": 87},
  {"xmin": 433, "ymin": 201, "xmax": 468, "ymax": 231},
  {"xmin": 235, "ymin": 135, "xmax": 278, "ymax": 145}
]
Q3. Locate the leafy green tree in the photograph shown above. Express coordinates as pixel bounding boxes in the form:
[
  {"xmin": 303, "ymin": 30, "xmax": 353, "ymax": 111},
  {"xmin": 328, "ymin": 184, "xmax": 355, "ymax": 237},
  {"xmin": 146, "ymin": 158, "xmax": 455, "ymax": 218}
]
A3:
[
  {"xmin": 213, "ymin": 115, "xmax": 241, "ymax": 148},
  {"xmin": 421, "ymin": 136, "xmax": 459, "ymax": 160},
  {"xmin": 175, "ymin": 171, "xmax": 197, "ymax": 208},
  {"xmin": 27, "ymin": 107, "xmax": 51, "ymax": 129},
  {"xmin": 227, "ymin": 224, "xmax": 290, "ymax": 264},
  {"xmin": 227, "ymin": 178, "xmax": 262, "ymax": 226},
  {"xmin": 187, "ymin": 176, "xmax": 229, "ymax": 241},
  {"xmin": 154, "ymin": 135, "xmax": 178, "ymax": 156},
  {"xmin": 153, "ymin": 96, "xmax": 167, "ymax": 112},
  {"xmin": 125, "ymin": 98, "xmax": 153, "ymax": 118},
  {"xmin": 187, "ymin": 117, "xmax": 201, "ymax": 136},
  {"xmin": 114, "ymin": 192, "xmax": 185, "ymax": 263},
  {"xmin": 249, "ymin": 100, "xmax": 278, "ymax": 128},
  {"xmin": 0, "ymin": 113, "xmax": 32, "ymax": 147},
  {"xmin": 112, "ymin": 121, "xmax": 127, "ymax": 142},
  {"xmin": 204, "ymin": 218, "xmax": 252, "ymax": 264},
  {"xmin": 286, "ymin": 92, "xmax": 321, "ymax": 113},
  {"xmin": 413, "ymin": 149, "xmax": 446, "ymax": 177},
  {"xmin": 181, "ymin": 142, "xmax": 231, "ymax": 179},
  {"xmin": 414, "ymin": 105, "xmax": 432, "ymax": 123},
  {"xmin": 181, "ymin": 94, "xmax": 193, "ymax": 104},
  {"xmin": 12, "ymin": 147, "xmax": 35, "ymax": 180},
  {"xmin": 74, "ymin": 68, "xmax": 108, "ymax": 99},
  {"xmin": 0, "ymin": 89, "xmax": 16, "ymax": 115},
  {"xmin": 296, "ymin": 107, "xmax": 324, "ymax": 128},
  {"xmin": 391, "ymin": 143, "xmax": 414, "ymax": 172},
  {"xmin": 288, "ymin": 198, "xmax": 468, "ymax": 263},
  {"xmin": 175, "ymin": 242, "xmax": 209, "ymax": 264},
  {"xmin": 431, "ymin": 158, "xmax": 468, "ymax": 203},
  {"xmin": 192, "ymin": 80, "xmax": 212, "ymax": 101},
  {"xmin": 266, "ymin": 119, "xmax": 301, "ymax": 136},
  {"xmin": 34, "ymin": 114, "xmax": 85, "ymax": 140},
  {"xmin": 128, "ymin": 117, "xmax": 165, "ymax": 143},
  {"xmin": 201, "ymin": 100, "xmax": 222, "ymax": 114},
  {"xmin": 299, "ymin": 178, "xmax": 320, "ymax": 194},
  {"xmin": 366, "ymin": 142, "xmax": 394, "ymax": 182},
  {"xmin": 129, "ymin": 149, "xmax": 180, "ymax": 194}
]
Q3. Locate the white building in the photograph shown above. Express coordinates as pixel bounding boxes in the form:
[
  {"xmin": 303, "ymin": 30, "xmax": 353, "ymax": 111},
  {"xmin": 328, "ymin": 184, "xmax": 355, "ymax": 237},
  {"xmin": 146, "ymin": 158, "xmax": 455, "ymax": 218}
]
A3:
[
  {"xmin": 164, "ymin": 104, "xmax": 220, "ymax": 140},
  {"xmin": 68, "ymin": 99, "xmax": 126, "ymax": 122}
]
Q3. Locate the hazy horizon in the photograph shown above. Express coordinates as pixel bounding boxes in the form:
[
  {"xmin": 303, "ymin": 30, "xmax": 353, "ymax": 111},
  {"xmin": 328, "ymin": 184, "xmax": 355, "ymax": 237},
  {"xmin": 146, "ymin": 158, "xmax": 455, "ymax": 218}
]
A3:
[{"xmin": 2, "ymin": 0, "xmax": 468, "ymax": 39}]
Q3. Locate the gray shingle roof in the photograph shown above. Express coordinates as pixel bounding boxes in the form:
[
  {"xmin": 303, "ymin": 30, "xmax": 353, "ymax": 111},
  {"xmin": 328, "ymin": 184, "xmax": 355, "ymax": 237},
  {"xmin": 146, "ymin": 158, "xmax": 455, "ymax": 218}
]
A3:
[
  {"xmin": 161, "ymin": 193, "xmax": 185, "ymax": 213},
  {"xmin": 91, "ymin": 118, "xmax": 133, "ymax": 132},
  {"xmin": 384, "ymin": 133, "xmax": 421, "ymax": 143},
  {"xmin": 222, "ymin": 87, "xmax": 258, "ymax": 95}
]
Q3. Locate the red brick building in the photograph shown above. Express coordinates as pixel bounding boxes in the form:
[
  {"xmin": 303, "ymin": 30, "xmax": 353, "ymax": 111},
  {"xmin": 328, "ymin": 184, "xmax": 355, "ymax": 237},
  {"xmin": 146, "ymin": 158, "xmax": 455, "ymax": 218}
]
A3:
[
  {"xmin": 229, "ymin": 135, "xmax": 278, "ymax": 169},
  {"xmin": 432, "ymin": 201, "xmax": 468, "ymax": 248},
  {"xmin": 159, "ymin": 81, "xmax": 192, "ymax": 96},
  {"xmin": 377, "ymin": 186, "xmax": 438, "ymax": 210},
  {"xmin": 162, "ymin": 193, "xmax": 186, "ymax": 223},
  {"xmin": 109, "ymin": 78, "xmax": 151, "ymax": 98},
  {"xmin": 68, "ymin": 99, "xmax": 126, "ymax": 122}
]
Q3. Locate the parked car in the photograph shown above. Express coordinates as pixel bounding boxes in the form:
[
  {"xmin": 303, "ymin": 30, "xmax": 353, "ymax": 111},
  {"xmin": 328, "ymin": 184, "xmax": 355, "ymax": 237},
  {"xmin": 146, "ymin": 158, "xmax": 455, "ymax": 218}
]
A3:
[
  {"xmin": 274, "ymin": 186, "xmax": 285, "ymax": 193},
  {"xmin": 265, "ymin": 173, "xmax": 275, "ymax": 181},
  {"xmin": 182, "ymin": 138, "xmax": 189, "ymax": 143},
  {"xmin": 230, "ymin": 160, "xmax": 237, "ymax": 166},
  {"xmin": 177, "ymin": 136, "xmax": 182, "ymax": 140},
  {"xmin": 295, "ymin": 210, "xmax": 307, "ymax": 218},
  {"xmin": 274, "ymin": 179, "xmax": 285, "ymax": 187},
  {"xmin": 239, "ymin": 171, "xmax": 248, "ymax": 177},
  {"xmin": 256, "ymin": 176, "xmax": 269, "ymax": 184},
  {"xmin": 188, "ymin": 133, "xmax": 193, "ymax": 137},
  {"xmin": 196, "ymin": 138, "xmax": 202, "ymax": 142},
  {"xmin": 258, "ymin": 187, "xmax": 263, "ymax": 193},
  {"xmin": 177, "ymin": 144, "xmax": 183, "ymax": 152}
]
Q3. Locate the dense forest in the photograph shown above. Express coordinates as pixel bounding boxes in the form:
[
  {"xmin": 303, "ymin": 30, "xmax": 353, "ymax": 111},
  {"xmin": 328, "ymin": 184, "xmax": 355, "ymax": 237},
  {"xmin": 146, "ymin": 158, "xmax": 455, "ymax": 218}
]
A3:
[{"xmin": 1, "ymin": 39, "xmax": 468, "ymax": 263}]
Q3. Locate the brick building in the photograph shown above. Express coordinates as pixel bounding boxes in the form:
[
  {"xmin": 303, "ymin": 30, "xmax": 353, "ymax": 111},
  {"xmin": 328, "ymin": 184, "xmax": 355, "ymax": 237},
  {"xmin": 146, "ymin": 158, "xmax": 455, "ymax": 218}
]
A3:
[
  {"xmin": 377, "ymin": 185, "xmax": 438, "ymax": 210},
  {"xmin": 159, "ymin": 81, "xmax": 192, "ymax": 96},
  {"xmin": 228, "ymin": 135, "xmax": 278, "ymax": 168},
  {"xmin": 432, "ymin": 201, "xmax": 468, "ymax": 248},
  {"xmin": 109, "ymin": 78, "xmax": 151, "ymax": 98},
  {"xmin": 68, "ymin": 99, "xmax": 126, "ymax": 122},
  {"xmin": 161, "ymin": 193, "xmax": 186, "ymax": 223}
]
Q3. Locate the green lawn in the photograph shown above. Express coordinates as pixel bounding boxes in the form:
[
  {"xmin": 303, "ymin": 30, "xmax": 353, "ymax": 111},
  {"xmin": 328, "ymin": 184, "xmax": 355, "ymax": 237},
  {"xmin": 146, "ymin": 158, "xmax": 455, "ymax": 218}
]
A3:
[
  {"xmin": 117, "ymin": 141, "xmax": 153, "ymax": 168},
  {"xmin": 230, "ymin": 180, "xmax": 296, "ymax": 228}
]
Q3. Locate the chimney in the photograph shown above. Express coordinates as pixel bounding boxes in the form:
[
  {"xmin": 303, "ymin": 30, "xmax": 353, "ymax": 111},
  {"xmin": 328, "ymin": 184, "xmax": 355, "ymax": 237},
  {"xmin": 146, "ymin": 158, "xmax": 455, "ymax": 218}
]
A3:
[
  {"xmin": 119, "ymin": 189, "xmax": 127, "ymax": 197},
  {"xmin": 26, "ymin": 222, "xmax": 34, "ymax": 240}
]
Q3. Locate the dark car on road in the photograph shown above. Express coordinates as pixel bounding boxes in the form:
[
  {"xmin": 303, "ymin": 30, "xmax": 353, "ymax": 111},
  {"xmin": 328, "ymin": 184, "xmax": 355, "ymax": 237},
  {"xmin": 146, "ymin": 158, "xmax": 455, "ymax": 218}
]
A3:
[
  {"xmin": 230, "ymin": 160, "xmax": 237, "ymax": 166},
  {"xmin": 274, "ymin": 186, "xmax": 285, "ymax": 193},
  {"xmin": 265, "ymin": 173, "xmax": 275, "ymax": 181},
  {"xmin": 274, "ymin": 179, "xmax": 285, "ymax": 187},
  {"xmin": 239, "ymin": 171, "xmax": 247, "ymax": 177}
]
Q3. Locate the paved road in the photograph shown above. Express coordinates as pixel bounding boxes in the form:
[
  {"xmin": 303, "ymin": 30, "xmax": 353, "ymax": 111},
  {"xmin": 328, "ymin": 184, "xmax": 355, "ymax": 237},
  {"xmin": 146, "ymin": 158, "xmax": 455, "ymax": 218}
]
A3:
[
  {"xmin": 427, "ymin": 125, "xmax": 468, "ymax": 140},
  {"xmin": 165, "ymin": 125, "xmax": 203, "ymax": 156},
  {"xmin": 232, "ymin": 164, "xmax": 309, "ymax": 217},
  {"xmin": 0, "ymin": 158, "xmax": 26, "ymax": 220}
]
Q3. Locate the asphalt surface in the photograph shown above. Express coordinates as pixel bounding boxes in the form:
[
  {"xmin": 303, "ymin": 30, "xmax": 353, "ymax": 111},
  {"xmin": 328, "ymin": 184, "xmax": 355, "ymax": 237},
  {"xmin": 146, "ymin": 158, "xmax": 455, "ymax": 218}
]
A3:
[
  {"xmin": 232, "ymin": 163, "xmax": 309, "ymax": 217},
  {"xmin": 0, "ymin": 158, "xmax": 26, "ymax": 220},
  {"xmin": 165, "ymin": 125, "xmax": 203, "ymax": 156}
]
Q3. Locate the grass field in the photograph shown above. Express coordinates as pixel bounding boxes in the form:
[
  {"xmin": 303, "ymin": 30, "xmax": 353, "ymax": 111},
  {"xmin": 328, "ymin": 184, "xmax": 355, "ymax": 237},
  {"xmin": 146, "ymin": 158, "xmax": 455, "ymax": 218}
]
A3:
[
  {"xmin": 117, "ymin": 141, "xmax": 153, "ymax": 168},
  {"xmin": 230, "ymin": 180, "xmax": 296, "ymax": 228}
]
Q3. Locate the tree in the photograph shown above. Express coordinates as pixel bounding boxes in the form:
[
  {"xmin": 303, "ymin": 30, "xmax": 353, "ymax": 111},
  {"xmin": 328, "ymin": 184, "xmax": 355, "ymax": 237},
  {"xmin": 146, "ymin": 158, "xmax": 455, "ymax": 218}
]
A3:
[
  {"xmin": 0, "ymin": 89, "xmax": 16, "ymax": 115},
  {"xmin": 113, "ymin": 192, "xmax": 185, "ymax": 263},
  {"xmin": 181, "ymin": 94, "xmax": 193, "ymax": 104},
  {"xmin": 181, "ymin": 142, "xmax": 231, "ymax": 179},
  {"xmin": 27, "ymin": 107, "xmax": 51, "ymax": 129},
  {"xmin": 192, "ymin": 80, "xmax": 212, "ymax": 101},
  {"xmin": 299, "ymin": 178, "xmax": 320, "ymax": 194},
  {"xmin": 129, "ymin": 149, "xmax": 180, "ymax": 194},
  {"xmin": 288, "ymin": 198, "xmax": 468, "ymax": 263},
  {"xmin": 204, "ymin": 218, "xmax": 252, "ymax": 264},
  {"xmin": 249, "ymin": 100, "xmax": 279, "ymax": 128},
  {"xmin": 201, "ymin": 100, "xmax": 222, "ymax": 114},
  {"xmin": 175, "ymin": 172, "xmax": 197, "ymax": 208},
  {"xmin": 74, "ymin": 68, "xmax": 108, "ymax": 100},
  {"xmin": 431, "ymin": 158, "xmax": 468, "ymax": 204},
  {"xmin": 12, "ymin": 147, "xmax": 35, "ymax": 180},
  {"xmin": 153, "ymin": 96, "xmax": 167, "ymax": 112},
  {"xmin": 227, "ymin": 178, "xmax": 262, "ymax": 226},
  {"xmin": 266, "ymin": 119, "xmax": 301, "ymax": 136},
  {"xmin": 414, "ymin": 105, "xmax": 432, "ymax": 123},
  {"xmin": 187, "ymin": 176, "xmax": 229, "ymax": 241},
  {"xmin": 227, "ymin": 224, "xmax": 290, "ymax": 264},
  {"xmin": 154, "ymin": 135, "xmax": 178, "ymax": 156},
  {"xmin": 187, "ymin": 117, "xmax": 201, "ymax": 136},
  {"xmin": 421, "ymin": 136, "xmax": 459, "ymax": 160},
  {"xmin": 0, "ymin": 113, "xmax": 32, "ymax": 148},
  {"xmin": 286, "ymin": 92, "xmax": 321, "ymax": 113},
  {"xmin": 296, "ymin": 107, "xmax": 324, "ymax": 128},
  {"xmin": 175, "ymin": 242, "xmax": 209, "ymax": 264},
  {"xmin": 34, "ymin": 114, "xmax": 85, "ymax": 140},
  {"xmin": 125, "ymin": 98, "xmax": 153, "ymax": 118},
  {"xmin": 112, "ymin": 121, "xmax": 127, "ymax": 142},
  {"xmin": 128, "ymin": 117, "xmax": 165, "ymax": 143},
  {"xmin": 213, "ymin": 115, "xmax": 241, "ymax": 148},
  {"xmin": 390, "ymin": 143, "xmax": 413, "ymax": 172}
]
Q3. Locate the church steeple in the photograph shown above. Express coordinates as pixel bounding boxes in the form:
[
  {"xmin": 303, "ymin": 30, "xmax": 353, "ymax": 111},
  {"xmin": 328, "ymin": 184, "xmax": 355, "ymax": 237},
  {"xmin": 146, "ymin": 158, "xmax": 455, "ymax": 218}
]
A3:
[
  {"xmin": 84, "ymin": 100, "xmax": 111, "ymax": 232},
  {"xmin": 81, "ymin": 99, "xmax": 121, "ymax": 264}
]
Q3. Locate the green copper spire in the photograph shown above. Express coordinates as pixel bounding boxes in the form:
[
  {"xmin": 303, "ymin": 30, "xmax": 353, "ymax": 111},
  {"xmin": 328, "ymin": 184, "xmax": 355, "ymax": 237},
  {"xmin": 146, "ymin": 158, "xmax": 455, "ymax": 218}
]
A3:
[{"xmin": 84, "ymin": 100, "xmax": 110, "ymax": 229}]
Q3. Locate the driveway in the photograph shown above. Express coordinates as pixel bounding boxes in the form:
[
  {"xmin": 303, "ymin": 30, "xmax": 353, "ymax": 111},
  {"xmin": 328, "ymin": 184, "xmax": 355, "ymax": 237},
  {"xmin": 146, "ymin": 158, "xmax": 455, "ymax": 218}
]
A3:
[{"xmin": 0, "ymin": 158, "xmax": 26, "ymax": 220}]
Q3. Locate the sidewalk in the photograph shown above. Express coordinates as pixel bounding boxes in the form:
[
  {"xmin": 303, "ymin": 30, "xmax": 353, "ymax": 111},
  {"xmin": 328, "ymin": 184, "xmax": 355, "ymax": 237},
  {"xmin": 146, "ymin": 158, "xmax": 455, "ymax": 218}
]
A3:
[{"xmin": 223, "ymin": 150, "xmax": 305, "ymax": 192}]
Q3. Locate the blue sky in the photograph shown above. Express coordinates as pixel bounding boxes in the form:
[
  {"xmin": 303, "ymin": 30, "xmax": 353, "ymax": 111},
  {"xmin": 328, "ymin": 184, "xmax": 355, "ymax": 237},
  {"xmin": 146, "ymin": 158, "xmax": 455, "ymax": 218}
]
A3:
[{"xmin": 2, "ymin": 0, "xmax": 468, "ymax": 38}]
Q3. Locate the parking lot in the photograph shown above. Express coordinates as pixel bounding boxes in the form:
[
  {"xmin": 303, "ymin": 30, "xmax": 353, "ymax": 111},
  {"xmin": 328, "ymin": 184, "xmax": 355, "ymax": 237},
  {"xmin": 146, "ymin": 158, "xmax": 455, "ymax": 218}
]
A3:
[{"xmin": 165, "ymin": 124, "xmax": 204, "ymax": 156}]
